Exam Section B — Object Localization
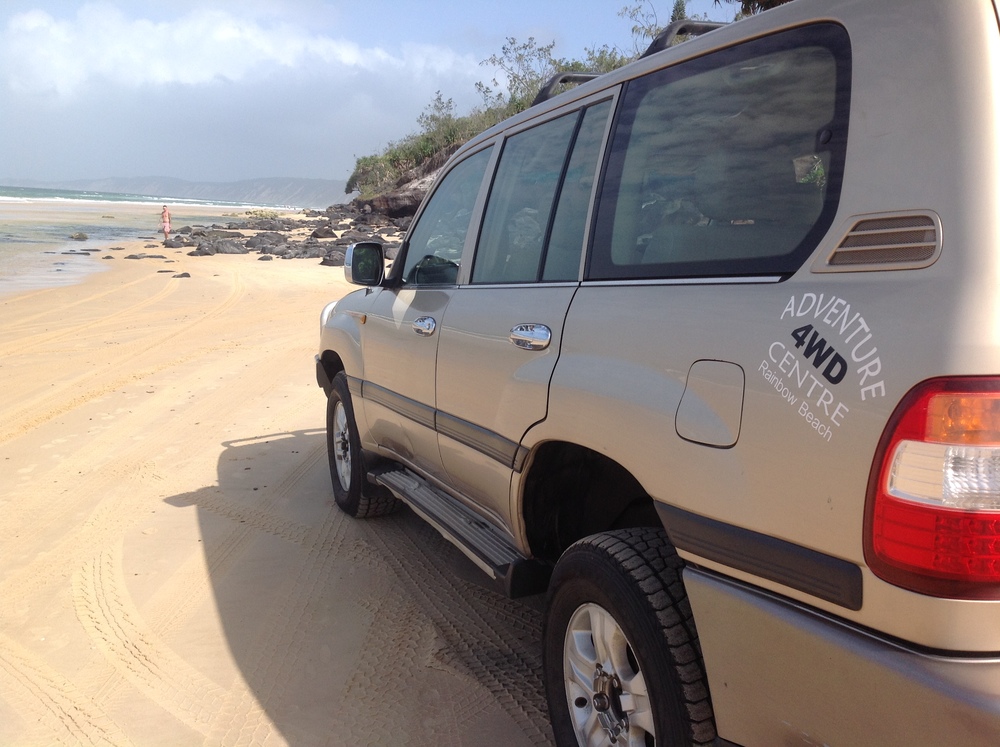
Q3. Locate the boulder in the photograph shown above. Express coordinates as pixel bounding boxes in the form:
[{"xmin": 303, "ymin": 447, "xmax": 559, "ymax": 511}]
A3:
[
  {"xmin": 357, "ymin": 188, "xmax": 426, "ymax": 219},
  {"xmin": 310, "ymin": 224, "xmax": 337, "ymax": 239}
]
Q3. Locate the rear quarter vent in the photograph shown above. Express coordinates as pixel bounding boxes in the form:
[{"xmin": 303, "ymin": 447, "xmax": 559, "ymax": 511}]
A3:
[{"xmin": 814, "ymin": 211, "xmax": 941, "ymax": 272}]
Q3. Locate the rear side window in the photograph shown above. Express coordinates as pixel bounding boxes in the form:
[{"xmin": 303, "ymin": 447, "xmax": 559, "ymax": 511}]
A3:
[
  {"xmin": 472, "ymin": 100, "xmax": 611, "ymax": 284},
  {"xmin": 589, "ymin": 23, "xmax": 851, "ymax": 281}
]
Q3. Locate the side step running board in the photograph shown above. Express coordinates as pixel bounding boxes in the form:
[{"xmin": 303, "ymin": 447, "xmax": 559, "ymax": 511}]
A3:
[{"xmin": 373, "ymin": 467, "xmax": 551, "ymax": 598}]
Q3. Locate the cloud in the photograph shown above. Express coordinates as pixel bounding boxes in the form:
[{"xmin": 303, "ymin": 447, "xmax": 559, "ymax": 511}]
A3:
[{"xmin": 2, "ymin": 2, "xmax": 477, "ymax": 97}]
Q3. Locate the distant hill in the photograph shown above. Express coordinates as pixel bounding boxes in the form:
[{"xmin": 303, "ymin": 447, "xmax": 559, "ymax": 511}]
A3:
[{"xmin": 5, "ymin": 176, "xmax": 351, "ymax": 209}]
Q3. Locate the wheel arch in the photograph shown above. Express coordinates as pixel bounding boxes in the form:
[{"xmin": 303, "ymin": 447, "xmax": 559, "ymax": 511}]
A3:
[
  {"xmin": 520, "ymin": 440, "xmax": 663, "ymax": 563},
  {"xmin": 317, "ymin": 350, "xmax": 345, "ymax": 395}
]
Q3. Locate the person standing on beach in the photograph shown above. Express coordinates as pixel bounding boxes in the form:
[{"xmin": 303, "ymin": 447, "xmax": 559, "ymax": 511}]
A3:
[{"xmin": 160, "ymin": 205, "xmax": 171, "ymax": 242}]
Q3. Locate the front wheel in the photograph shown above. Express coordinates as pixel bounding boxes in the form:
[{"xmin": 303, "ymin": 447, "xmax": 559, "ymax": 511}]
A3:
[
  {"xmin": 543, "ymin": 528, "xmax": 716, "ymax": 746},
  {"xmin": 326, "ymin": 372, "xmax": 398, "ymax": 518}
]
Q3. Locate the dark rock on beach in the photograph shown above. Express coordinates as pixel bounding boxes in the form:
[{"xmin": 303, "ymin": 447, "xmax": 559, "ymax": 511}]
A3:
[{"xmin": 172, "ymin": 173, "xmax": 430, "ymax": 268}]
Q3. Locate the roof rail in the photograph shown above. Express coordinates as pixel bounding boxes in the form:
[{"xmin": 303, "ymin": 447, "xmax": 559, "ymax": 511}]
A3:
[
  {"xmin": 531, "ymin": 72, "xmax": 602, "ymax": 106},
  {"xmin": 640, "ymin": 19, "xmax": 728, "ymax": 58}
]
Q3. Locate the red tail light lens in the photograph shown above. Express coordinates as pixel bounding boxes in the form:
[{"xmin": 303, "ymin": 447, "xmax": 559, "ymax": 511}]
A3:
[{"xmin": 865, "ymin": 378, "xmax": 1000, "ymax": 598}]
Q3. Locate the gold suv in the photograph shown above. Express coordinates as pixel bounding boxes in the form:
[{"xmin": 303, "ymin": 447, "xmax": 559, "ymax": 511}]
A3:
[{"xmin": 317, "ymin": 1, "xmax": 1000, "ymax": 743}]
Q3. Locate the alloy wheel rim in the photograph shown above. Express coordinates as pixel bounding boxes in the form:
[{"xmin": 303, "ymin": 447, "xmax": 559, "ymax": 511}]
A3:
[
  {"xmin": 563, "ymin": 602, "xmax": 655, "ymax": 746},
  {"xmin": 333, "ymin": 401, "xmax": 352, "ymax": 490}
]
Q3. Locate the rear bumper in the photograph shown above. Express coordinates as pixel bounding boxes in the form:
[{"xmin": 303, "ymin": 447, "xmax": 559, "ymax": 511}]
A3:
[{"xmin": 687, "ymin": 568, "xmax": 1000, "ymax": 746}]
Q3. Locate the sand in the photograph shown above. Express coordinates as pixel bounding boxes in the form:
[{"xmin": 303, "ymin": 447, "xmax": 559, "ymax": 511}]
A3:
[{"xmin": 0, "ymin": 231, "xmax": 552, "ymax": 744}]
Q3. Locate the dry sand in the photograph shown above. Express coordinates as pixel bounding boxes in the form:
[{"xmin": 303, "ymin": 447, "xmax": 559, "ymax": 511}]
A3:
[{"xmin": 0, "ymin": 228, "xmax": 552, "ymax": 745}]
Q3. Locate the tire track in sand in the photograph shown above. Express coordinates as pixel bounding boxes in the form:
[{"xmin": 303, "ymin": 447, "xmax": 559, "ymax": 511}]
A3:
[
  {"xmin": 0, "ymin": 268, "xmax": 247, "ymax": 446},
  {"xmin": 0, "ymin": 273, "xmax": 179, "ymax": 357},
  {"xmin": 73, "ymin": 544, "xmax": 230, "ymax": 737},
  {"xmin": 69, "ymin": 440, "xmax": 327, "ymax": 736},
  {"xmin": 0, "ymin": 633, "xmax": 131, "ymax": 746},
  {"xmin": 356, "ymin": 512, "xmax": 554, "ymax": 745}
]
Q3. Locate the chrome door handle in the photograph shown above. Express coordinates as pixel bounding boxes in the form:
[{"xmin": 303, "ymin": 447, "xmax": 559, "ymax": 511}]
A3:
[
  {"xmin": 412, "ymin": 316, "xmax": 437, "ymax": 336},
  {"xmin": 510, "ymin": 323, "xmax": 552, "ymax": 350}
]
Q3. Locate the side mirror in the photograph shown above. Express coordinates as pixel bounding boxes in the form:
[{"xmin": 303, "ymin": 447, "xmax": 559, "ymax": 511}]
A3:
[{"xmin": 345, "ymin": 242, "xmax": 385, "ymax": 286}]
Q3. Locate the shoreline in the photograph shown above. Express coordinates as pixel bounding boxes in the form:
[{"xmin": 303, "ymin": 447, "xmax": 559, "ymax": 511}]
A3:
[{"xmin": 0, "ymin": 199, "xmax": 306, "ymax": 297}]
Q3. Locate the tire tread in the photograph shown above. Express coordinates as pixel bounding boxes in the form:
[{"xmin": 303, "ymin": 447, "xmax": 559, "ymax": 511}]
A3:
[{"xmin": 551, "ymin": 527, "xmax": 716, "ymax": 746}]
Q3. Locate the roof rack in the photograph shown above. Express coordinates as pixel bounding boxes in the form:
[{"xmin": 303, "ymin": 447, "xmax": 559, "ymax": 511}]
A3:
[
  {"xmin": 531, "ymin": 72, "xmax": 602, "ymax": 106},
  {"xmin": 640, "ymin": 19, "xmax": 728, "ymax": 58},
  {"xmin": 530, "ymin": 19, "xmax": 729, "ymax": 106}
]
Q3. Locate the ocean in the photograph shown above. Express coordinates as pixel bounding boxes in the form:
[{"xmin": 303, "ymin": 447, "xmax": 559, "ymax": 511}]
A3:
[{"xmin": 0, "ymin": 185, "xmax": 264, "ymax": 296}]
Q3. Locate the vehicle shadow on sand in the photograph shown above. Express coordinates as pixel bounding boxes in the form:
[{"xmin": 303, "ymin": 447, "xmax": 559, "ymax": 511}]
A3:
[{"xmin": 164, "ymin": 428, "xmax": 553, "ymax": 746}]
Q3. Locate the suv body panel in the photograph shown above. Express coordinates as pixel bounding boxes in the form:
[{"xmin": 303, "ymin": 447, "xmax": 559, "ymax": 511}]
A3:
[
  {"xmin": 688, "ymin": 568, "xmax": 1000, "ymax": 746},
  {"xmin": 436, "ymin": 284, "xmax": 576, "ymax": 527}
]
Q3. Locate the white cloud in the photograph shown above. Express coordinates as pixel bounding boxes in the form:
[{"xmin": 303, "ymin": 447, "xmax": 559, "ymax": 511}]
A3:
[{"xmin": 1, "ymin": 2, "xmax": 476, "ymax": 97}]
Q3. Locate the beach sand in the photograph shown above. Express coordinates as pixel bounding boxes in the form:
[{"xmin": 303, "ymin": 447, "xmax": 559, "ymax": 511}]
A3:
[{"xmin": 0, "ymin": 236, "xmax": 552, "ymax": 744}]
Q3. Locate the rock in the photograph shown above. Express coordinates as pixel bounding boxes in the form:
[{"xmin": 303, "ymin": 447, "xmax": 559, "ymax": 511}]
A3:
[
  {"xmin": 245, "ymin": 232, "xmax": 286, "ymax": 248},
  {"xmin": 311, "ymin": 224, "xmax": 337, "ymax": 239},
  {"xmin": 359, "ymin": 188, "xmax": 426, "ymax": 219},
  {"xmin": 124, "ymin": 253, "xmax": 167, "ymax": 260},
  {"xmin": 212, "ymin": 239, "xmax": 249, "ymax": 255},
  {"xmin": 173, "ymin": 272, "xmax": 191, "ymax": 278},
  {"xmin": 190, "ymin": 229, "xmax": 244, "ymax": 240},
  {"xmin": 334, "ymin": 229, "xmax": 376, "ymax": 246},
  {"xmin": 69, "ymin": 232, "xmax": 88, "ymax": 241},
  {"xmin": 258, "ymin": 255, "xmax": 274, "ymax": 261},
  {"xmin": 188, "ymin": 239, "xmax": 248, "ymax": 256}
]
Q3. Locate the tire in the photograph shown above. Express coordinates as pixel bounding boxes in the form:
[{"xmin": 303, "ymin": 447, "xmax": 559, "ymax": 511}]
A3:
[
  {"xmin": 543, "ymin": 527, "xmax": 716, "ymax": 747},
  {"xmin": 326, "ymin": 372, "xmax": 398, "ymax": 518}
]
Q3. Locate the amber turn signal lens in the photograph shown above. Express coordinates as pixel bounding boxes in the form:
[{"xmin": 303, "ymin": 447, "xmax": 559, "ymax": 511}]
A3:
[{"xmin": 926, "ymin": 393, "xmax": 1000, "ymax": 444}]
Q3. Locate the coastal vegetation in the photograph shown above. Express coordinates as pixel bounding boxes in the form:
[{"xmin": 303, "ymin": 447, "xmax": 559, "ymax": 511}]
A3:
[{"xmin": 346, "ymin": 0, "xmax": 789, "ymax": 199}]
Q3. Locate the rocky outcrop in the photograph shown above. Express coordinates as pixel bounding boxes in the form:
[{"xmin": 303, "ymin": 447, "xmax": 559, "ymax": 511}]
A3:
[
  {"xmin": 169, "ymin": 201, "xmax": 405, "ymax": 266},
  {"xmin": 160, "ymin": 160, "xmax": 448, "ymax": 266}
]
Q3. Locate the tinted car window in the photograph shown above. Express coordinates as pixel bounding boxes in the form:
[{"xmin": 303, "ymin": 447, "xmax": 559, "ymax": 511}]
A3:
[
  {"xmin": 472, "ymin": 114, "xmax": 578, "ymax": 284},
  {"xmin": 588, "ymin": 23, "xmax": 851, "ymax": 281},
  {"xmin": 542, "ymin": 99, "xmax": 612, "ymax": 281},
  {"xmin": 400, "ymin": 146, "xmax": 493, "ymax": 285}
]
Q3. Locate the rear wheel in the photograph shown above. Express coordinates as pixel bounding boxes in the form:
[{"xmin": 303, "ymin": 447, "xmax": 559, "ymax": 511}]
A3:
[
  {"xmin": 543, "ymin": 528, "xmax": 716, "ymax": 746},
  {"xmin": 327, "ymin": 372, "xmax": 398, "ymax": 518}
]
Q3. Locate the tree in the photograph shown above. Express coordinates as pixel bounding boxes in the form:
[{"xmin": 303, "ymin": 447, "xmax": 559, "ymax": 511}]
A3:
[
  {"xmin": 478, "ymin": 37, "xmax": 560, "ymax": 114},
  {"xmin": 618, "ymin": 2, "xmax": 663, "ymax": 55},
  {"xmin": 671, "ymin": 0, "xmax": 687, "ymax": 22},
  {"xmin": 714, "ymin": 0, "xmax": 793, "ymax": 13}
]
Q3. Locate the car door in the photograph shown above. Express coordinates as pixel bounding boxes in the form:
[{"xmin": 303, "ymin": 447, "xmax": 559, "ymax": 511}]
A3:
[
  {"xmin": 359, "ymin": 145, "xmax": 494, "ymax": 480},
  {"xmin": 435, "ymin": 97, "xmax": 614, "ymax": 530}
]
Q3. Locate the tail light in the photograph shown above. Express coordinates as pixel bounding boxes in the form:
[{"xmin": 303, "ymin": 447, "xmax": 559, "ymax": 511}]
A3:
[{"xmin": 865, "ymin": 378, "xmax": 1000, "ymax": 599}]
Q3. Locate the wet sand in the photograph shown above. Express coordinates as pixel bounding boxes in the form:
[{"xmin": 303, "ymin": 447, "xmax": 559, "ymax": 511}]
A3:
[{"xmin": 0, "ymin": 240, "xmax": 552, "ymax": 745}]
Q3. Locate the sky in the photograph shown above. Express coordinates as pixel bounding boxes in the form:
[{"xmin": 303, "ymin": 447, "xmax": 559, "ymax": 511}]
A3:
[{"xmin": 0, "ymin": 0, "xmax": 734, "ymax": 185}]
